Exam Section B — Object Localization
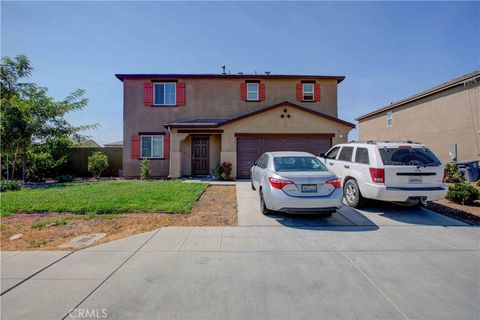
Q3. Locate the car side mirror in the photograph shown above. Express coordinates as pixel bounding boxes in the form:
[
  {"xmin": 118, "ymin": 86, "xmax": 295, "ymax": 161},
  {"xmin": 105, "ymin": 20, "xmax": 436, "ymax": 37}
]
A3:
[
  {"xmin": 319, "ymin": 153, "xmax": 326, "ymax": 158},
  {"xmin": 248, "ymin": 160, "xmax": 256, "ymax": 166}
]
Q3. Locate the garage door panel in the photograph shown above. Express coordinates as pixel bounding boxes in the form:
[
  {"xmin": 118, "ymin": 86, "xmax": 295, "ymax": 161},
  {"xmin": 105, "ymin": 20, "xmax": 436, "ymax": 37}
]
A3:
[{"xmin": 237, "ymin": 136, "xmax": 332, "ymax": 178}]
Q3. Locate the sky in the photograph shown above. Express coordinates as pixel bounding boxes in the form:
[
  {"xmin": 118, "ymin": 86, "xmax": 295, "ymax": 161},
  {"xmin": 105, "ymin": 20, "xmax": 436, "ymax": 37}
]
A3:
[{"xmin": 2, "ymin": 1, "xmax": 479, "ymax": 144}]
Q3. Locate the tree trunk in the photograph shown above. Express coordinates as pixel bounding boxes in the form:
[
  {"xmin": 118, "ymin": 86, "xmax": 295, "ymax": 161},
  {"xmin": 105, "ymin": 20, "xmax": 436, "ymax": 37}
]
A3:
[
  {"xmin": 22, "ymin": 152, "xmax": 27, "ymax": 182},
  {"xmin": 11, "ymin": 144, "xmax": 19, "ymax": 181}
]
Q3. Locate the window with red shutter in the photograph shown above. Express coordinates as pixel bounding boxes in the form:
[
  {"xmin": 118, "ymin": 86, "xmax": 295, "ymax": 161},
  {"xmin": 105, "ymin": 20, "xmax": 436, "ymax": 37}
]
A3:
[
  {"xmin": 296, "ymin": 83, "xmax": 302, "ymax": 101},
  {"xmin": 144, "ymin": 83, "xmax": 153, "ymax": 106},
  {"xmin": 176, "ymin": 82, "xmax": 185, "ymax": 106},
  {"xmin": 131, "ymin": 135, "xmax": 140, "ymax": 159},
  {"xmin": 240, "ymin": 83, "xmax": 247, "ymax": 101},
  {"xmin": 259, "ymin": 83, "xmax": 265, "ymax": 101},
  {"xmin": 314, "ymin": 83, "xmax": 321, "ymax": 101}
]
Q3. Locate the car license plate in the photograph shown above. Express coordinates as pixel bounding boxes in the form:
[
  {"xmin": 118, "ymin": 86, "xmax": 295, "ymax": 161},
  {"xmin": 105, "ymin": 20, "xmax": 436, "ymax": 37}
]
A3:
[
  {"xmin": 301, "ymin": 184, "xmax": 317, "ymax": 193},
  {"xmin": 408, "ymin": 176, "xmax": 423, "ymax": 184}
]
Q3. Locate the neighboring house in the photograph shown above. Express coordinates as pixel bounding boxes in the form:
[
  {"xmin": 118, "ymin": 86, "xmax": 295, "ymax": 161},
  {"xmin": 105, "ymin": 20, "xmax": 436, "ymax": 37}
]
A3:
[
  {"xmin": 357, "ymin": 71, "xmax": 480, "ymax": 163},
  {"xmin": 116, "ymin": 73, "xmax": 355, "ymax": 178},
  {"xmin": 76, "ymin": 139, "xmax": 101, "ymax": 148},
  {"xmin": 104, "ymin": 140, "xmax": 123, "ymax": 148}
]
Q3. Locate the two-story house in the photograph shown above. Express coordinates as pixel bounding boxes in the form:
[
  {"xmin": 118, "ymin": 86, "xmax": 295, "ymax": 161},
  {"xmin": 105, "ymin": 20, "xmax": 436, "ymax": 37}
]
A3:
[{"xmin": 115, "ymin": 73, "xmax": 355, "ymax": 179}]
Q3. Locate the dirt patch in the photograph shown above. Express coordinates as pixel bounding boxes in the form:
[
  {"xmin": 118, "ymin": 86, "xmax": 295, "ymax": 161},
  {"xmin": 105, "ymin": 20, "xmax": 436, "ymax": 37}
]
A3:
[
  {"xmin": 1, "ymin": 185, "xmax": 237, "ymax": 251},
  {"xmin": 427, "ymin": 199, "xmax": 480, "ymax": 226}
]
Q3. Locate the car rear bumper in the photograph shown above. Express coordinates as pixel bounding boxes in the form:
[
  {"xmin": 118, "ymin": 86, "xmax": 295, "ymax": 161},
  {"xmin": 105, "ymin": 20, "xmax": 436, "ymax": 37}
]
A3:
[
  {"xmin": 265, "ymin": 188, "xmax": 343, "ymax": 213},
  {"xmin": 361, "ymin": 183, "xmax": 448, "ymax": 202}
]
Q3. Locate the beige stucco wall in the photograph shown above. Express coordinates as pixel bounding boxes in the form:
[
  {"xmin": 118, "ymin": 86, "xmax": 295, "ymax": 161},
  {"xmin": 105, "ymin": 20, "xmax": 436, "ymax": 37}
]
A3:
[
  {"xmin": 358, "ymin": 83, "xmax": 480, "ymax": 163},
  {"xmin": 123, "ymin": 77, "xmax": 341, "ymax": 177},
  {"xmin": 218, "ymin": 104, "xmax": 352, "ymax": 178}
]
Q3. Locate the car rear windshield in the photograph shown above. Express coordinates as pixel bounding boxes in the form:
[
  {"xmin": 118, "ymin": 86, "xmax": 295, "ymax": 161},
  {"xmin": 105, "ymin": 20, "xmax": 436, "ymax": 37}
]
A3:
[
  {"xmin": 273, "ymin": 156, "xmax": 328, "ymax": 172},
  {"xmin": 379, "ymin": 147, "xmax": 441, "ymax": 166}
]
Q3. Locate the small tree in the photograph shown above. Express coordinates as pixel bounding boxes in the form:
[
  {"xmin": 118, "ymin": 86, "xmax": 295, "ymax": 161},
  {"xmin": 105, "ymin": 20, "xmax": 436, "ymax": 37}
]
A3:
[
  {"xmin": 88, "ymin": 152, "xmax": 108, "ymax": 178},
  {"xmin": 140, "ymin": 159, "xmax": 150, "ymax": 180}
]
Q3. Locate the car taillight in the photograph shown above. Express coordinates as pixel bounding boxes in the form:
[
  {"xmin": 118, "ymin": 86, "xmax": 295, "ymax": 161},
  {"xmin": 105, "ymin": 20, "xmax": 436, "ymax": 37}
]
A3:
[
  {"xmin": 369, "ymin": 168, "xmax": 385, "ymax": 184},
  {"xmin": 442, "ymin": 168, "xmax": 447, "ymax": 183},
  {"xmin": 268, "ymin": 177, "xmax": 294, "ymax": 189},
  {"xmin": 325, "ymin": 177, "xmax": 341, "ymax": 189}
]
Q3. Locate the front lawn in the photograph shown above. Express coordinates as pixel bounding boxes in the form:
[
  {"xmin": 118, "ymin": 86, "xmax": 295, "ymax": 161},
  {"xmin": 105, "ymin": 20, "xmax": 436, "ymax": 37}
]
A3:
[{"xmin": 1, "ymin": 180, "xmax": 207, "ymax": 216}]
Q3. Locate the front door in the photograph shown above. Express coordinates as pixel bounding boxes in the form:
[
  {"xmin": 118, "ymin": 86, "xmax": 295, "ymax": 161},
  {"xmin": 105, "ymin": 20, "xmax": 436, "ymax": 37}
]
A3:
[{"xmin": 191, "ymin": 136, "xmax": 210, "ymax": 176}]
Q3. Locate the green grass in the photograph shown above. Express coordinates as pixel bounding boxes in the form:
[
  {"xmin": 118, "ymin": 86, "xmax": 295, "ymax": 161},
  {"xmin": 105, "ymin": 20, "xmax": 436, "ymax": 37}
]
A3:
[
  {"xmin": 31, "ymin": 219, "xmax": 67, "ymax": 229},
  {"xmin": 1, "ymin": 180, "xmax": 207, "ymax": 216}
]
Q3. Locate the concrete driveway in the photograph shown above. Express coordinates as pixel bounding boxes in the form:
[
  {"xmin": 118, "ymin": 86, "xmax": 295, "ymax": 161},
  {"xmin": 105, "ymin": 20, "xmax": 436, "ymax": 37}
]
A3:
[
  {"xmin": 236, "ymin": 181, "xmax": 468, "ymax": 227},
  {"xmin": 1, "ymin": 182, "xmax": 478, "ymax": 319}
]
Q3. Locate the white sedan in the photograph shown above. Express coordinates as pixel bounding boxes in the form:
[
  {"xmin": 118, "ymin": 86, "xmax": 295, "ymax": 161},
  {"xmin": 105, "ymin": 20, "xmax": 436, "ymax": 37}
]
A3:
[{"xmin": 250, "ymin": 151, "xmax": 343, "ymax": 215}]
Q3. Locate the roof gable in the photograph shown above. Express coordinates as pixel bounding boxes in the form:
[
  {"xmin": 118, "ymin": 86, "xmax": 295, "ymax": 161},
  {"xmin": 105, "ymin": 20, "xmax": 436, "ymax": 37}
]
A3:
[{"xmin": 164, "ymin": 101, "xmax": 355, "ymax": 128}]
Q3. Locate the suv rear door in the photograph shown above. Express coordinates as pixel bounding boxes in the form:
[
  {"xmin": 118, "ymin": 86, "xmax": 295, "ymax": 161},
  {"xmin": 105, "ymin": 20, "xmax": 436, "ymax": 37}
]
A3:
[
  {"xmin": 335, "ymin": 146, "xmax": 354, "ymax": 180},
  {"xmin": 377, "ymin": 146, "xmax": 444, "ymax": 188}
]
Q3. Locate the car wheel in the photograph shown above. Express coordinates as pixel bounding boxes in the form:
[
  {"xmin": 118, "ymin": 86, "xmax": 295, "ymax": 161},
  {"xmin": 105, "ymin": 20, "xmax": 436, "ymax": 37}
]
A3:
[
  {"xmin": 251, "ymin": 180, "xmax": 256, "ymax": 190},
  {"xmin": 344, "ymin": 179, "xmax": 365, "ymax": 208},
  {"xmin": 259, "ymin": 190, "xmax": 271, "ymax": 215}
]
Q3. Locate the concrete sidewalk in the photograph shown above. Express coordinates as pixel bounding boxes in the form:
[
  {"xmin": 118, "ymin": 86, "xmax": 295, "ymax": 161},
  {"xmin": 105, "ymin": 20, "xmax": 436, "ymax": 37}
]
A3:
[{"xmin": 1, "ymin": 224, "xmax": 479, "ymax": 320}]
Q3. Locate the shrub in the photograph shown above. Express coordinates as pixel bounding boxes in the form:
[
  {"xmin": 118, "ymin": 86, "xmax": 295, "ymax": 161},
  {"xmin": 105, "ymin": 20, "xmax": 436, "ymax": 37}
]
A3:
[
  {"xmin": 140, "ymin": 159, "xmax": 150, "ymax": 180},
  {"xmin": 446, "ymin": 183, "xmax": 480, "ymax": 205},
  {"xmin": 87, "ymin": 152, "xmax": 108, "ymax": 178},
  {"xmin": 212, "ymin": 161, "xmax": 233, "ymax": 181},
  {"xmin": 55, "ymin": 175, "xmax": 74, "ymax": 183},
  {"xmin": 0, "ymin": 180, "xmax": 23, "ymax": 192},
  {"xmin": 445, "ymin": 163, "xmax": 465, "ymax": 183}
]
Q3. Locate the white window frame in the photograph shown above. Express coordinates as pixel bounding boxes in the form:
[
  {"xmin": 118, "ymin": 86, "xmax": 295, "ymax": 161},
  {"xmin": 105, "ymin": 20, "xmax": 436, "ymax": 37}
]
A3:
[
  {"xmin": 153, "ymin": 83, "xmax": 176, "ymax": 106},
  {"xmin": 302, "ymin": 83, "xmax": 314, "ymax": 101},
  {"xmin": 140, "ymin": 135, "xmax": 165, "ymax": 158},
  {"xmin": 246, "ymin": 83, "xmax": 259, "ymax": 101},
  {"xmin": 386, "ymin": 111, "xmax": 393, "ymax": 127}
]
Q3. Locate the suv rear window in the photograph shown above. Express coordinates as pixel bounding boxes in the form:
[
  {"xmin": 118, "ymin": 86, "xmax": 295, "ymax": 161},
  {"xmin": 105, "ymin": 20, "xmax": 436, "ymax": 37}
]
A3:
[
  {"xmin": 273, "ymin": 157, "xmax": 327, "ymax": 172},
  {"xmin": 355, "ymin": 147, "xmax": 370, "ymax": 164},
  {"xmin": 379, "ymin": 147, "xmax": 441, "ymax": 166}
]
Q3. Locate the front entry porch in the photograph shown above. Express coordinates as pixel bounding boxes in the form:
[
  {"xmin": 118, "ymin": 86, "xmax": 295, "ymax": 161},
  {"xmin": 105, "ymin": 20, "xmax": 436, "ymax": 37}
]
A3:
[{"xmin": 169, "ymin": 130, "xmax": 222, "ymax": 178}]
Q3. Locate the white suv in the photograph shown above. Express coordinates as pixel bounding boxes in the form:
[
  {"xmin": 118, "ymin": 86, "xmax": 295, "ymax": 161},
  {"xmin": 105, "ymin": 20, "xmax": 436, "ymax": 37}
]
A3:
[{"xmin": 319, "ymin": 141, "xmax": 448, "ymax": 208}]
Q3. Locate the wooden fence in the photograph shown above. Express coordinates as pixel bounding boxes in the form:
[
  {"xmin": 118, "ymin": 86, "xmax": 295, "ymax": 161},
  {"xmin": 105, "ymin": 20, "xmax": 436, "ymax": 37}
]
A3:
[{"xmin": 67, "ymin": 147, "xmax": 123, "ymax": 177}]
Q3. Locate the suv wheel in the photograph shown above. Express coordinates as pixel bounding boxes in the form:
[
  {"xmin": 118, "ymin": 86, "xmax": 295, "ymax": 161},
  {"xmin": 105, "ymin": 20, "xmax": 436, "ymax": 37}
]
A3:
[
  {"xmin": 344, "ymin": 179, "xmax": 365, "ymax": 208},
  {"xmin": 259, "ymin": 190, "xmax": 271, "ymax": 215}
]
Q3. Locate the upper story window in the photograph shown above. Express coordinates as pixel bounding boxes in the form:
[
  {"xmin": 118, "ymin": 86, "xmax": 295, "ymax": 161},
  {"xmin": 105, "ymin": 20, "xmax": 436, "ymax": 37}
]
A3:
[
  {"xmin": 154, "ymin": 83, "xmax": 176, "ymax": 106},
  {"xmin": 302, "ymin": 83, "xmax": 314, "ymax": 101},
  {"xmin": 386, "ymin": 111, "xmax": 393, "ymax": 127},
  {"xmin": 247, "ymin": 83, "xmax": 259, "ymax": 101},
  {"xmin": 141, "ymin": 135, "xmax": 164, "ymax": 158}
]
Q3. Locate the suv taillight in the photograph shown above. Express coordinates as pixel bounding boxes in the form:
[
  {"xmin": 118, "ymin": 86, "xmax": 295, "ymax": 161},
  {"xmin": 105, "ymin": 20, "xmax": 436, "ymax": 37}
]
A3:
[
  {"xmin": 268, "ymin": 177, "xmax": 294, "ymax": 189},
  {"xmin": 369, "ymin": 168, "xmax": 385, "ymax": 184},
  {"xmin": 325, "ymin": 177, "xmax": 341, "ymax": 189}
]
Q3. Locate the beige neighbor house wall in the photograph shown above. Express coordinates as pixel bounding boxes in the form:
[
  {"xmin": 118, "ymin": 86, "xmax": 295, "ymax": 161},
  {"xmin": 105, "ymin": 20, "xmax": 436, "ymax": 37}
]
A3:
[
  {"xmin": 122, "ymin": 77, "xmax": 341, "ymax": 177},
  {"xmin": 358, "ymin": 82, "xmax": 480, "ymax": 163}
]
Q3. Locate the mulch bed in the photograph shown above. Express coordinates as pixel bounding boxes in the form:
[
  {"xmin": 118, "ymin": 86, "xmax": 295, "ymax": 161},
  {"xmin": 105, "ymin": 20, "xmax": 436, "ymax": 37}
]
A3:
[
  {"xmin": 427, "ymin": 199, "xmax": 480, "ymax": 225},
  {"xmin": 0, "ymin": 185, "xmax": 237, "ymax": 251}
]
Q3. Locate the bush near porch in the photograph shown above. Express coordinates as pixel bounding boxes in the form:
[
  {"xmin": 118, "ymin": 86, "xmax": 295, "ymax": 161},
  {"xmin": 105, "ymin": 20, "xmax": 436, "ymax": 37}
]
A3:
[{"xmin": 1, "ymin": 180, "xmax": 207, "ymax": 216}]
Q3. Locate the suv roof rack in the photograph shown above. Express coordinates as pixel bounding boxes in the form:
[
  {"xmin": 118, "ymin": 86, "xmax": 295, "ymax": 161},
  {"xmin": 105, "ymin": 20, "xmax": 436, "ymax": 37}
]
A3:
[
  {"xmin": 348, "ymin": 140, "xmax": 377, "ymax": 144},
  {"xmin": 348, "ymin": 140, "xmax": 422, "ymax": 145}
]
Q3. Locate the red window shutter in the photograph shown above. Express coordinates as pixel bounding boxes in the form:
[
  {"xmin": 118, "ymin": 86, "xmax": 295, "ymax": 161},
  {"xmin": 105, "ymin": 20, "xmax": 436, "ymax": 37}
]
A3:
[
  {"xmin": 314, "ymin": 83, "xmax": 321, "ymax": 101},
  {"xmin": 176, "ymin": 82, "xmax": 186, "ymax": 106},
  {"xmin": 259, "ymin": 83, "xmax": 265, "ymax": 101},
  {"xmin": 131, "ymin": 135, "xmax": 140, "ymax": 159},
  {"xmin": 163, "ymin": 134, "xmax": 171, "ymax": 159},
  {"xmin": 144, "ymin": 82, "xmax": 153, "ymax": 106},
  {"xmin": 296, "ymin": 83, "xmax": 302, "ymax": 101},
  {"xmin": 240, "ymin": 83, "xmax": 247, "ymax": 101}
]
